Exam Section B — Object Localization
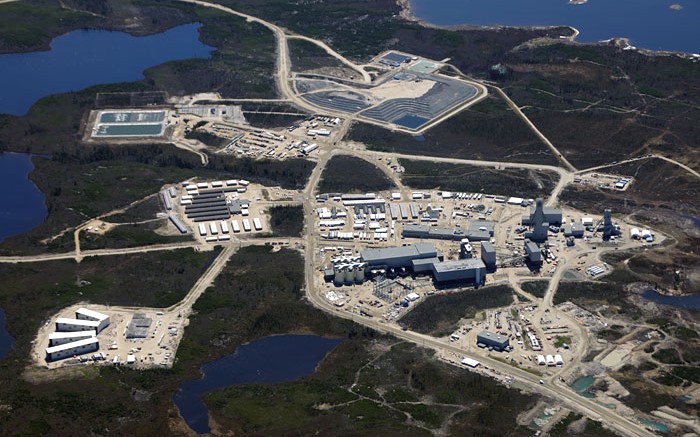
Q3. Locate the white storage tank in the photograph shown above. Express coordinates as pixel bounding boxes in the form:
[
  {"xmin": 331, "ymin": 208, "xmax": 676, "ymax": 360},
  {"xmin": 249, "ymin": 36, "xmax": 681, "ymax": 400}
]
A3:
[
  {"xmin": 536, "ymin": 355, "xmax": 546, "ymax": 366},
  {"xmin": 630, "ymin": 227, "xmax": 641, "ymax": 239},
  {"xmin": 546, "ymin": 354, "xmax": 555, "ymax": 366},
  {"xmin": 641, "ymin": 229, "xmax": 652, "ymax": 239},
  {"xmin": 555, "ymin": 354, "xmax": 564, "ymax": 366}
]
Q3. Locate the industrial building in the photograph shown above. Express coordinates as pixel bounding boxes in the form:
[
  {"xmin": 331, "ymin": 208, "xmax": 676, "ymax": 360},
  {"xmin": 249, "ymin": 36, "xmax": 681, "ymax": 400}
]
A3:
[
  {"xmin": 563, "ymin": 224, "xmax": 584, "ymax": 238},
  {"xmin": 522, "ymin": 198, "xmax": 562, "ymax": 243},
  {"xmin": 75, "ymin": 308, "xmax": 110, "ymax": 333},
  {"xmin": 402, "ymin": 220, "xmax": 494, "ymax": 242},
  {"xmin": 46, "ymin": 337, "xmax": 99, "ymax": 362},
  {"xmin": 411, "ymin": 257, "xmax": 441, "ymax": 274},
  {"xmin": 360, "ymin": 243, "xmax": 438, "ymax": 269},
  {"xmin": 524, "ymin": 239, "xmax": 542, "ymax": 265},
  {"xmin": 476, "ymin": 330, "xmax": 510, "ymax": 351},
  {"xmin": 431, "ymin": 258, "xmax": 486, "ymax": 285},
  {"xmin": 522, "ymin": 198, "xmax": 562, "ymax": 226},
  {"xmin": 480, "ymin": 241, "xmax": 497, "ymax": 270}
]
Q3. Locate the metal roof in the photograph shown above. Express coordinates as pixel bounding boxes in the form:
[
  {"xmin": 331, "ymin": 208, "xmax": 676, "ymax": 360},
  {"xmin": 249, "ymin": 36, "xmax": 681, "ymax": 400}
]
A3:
[
  {"xmin": 361, "ymin": 243, "xmax": 437, "ymax": 263},
  {"xmin": 481, "ymin": 241, "xmax": 495, "ymax": 253},
  {"xmin": 432, "ymin": 258, "xmax": 485, "ymax": 272}
]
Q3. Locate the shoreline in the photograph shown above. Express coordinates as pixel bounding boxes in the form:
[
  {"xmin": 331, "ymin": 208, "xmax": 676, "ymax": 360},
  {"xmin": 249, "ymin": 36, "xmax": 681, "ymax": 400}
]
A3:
[{"xmin": 394, "ymin": 0, "xmax": 698, "ymax": 59}]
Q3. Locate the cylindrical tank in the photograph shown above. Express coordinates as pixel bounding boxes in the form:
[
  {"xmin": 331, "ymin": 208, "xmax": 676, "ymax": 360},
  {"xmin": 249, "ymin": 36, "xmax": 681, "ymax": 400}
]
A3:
[
  {"xmin": 354, "ymin": 264, "xmax": 365, "ymax": 283},
  {"xmin": 334, "ymin": 267, "xmax": 347, "ymax": 284}
]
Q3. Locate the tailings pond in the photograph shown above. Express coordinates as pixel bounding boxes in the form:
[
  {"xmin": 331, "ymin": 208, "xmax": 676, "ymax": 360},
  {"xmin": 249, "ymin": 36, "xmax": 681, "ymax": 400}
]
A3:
[
  {"xmin": 0, "ymin": 22, "xmax": 214, "ymax": 115},
  {"xmin": 174, "ymin": 334, "xmax": 342, "ymax": 434}
]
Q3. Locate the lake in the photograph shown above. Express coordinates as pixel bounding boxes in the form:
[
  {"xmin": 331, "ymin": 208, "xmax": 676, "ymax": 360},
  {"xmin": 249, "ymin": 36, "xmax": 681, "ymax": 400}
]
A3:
[
  {"xmin": 0, "ymin": 22, "xmax": 214, "ymax": 116},
  {"xmin": 642, "ymin": 289, "xmax": 700, "ymax": 311},
  {"xmin": 408, "ymin": 0, "xmax": 699, "ymax": 54},
  {"xmin": 0, "ymin": 153, "xmax": 47, "ymax": 243},
  {"xmin": 174, "ymin": 334, "xmax": 343, "ymax": 434},
  {"xmin": 0, "ymin": 309, "xmax": 15, "ymax": 361}
]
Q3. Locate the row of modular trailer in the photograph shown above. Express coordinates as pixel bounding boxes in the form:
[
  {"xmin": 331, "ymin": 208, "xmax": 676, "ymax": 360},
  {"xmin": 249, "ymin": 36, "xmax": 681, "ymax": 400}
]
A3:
[
  {"xmin": 197, "ymin": 219, "xmax": 263, "ymax": 238},
  {"xmin": 48, "ymin": 330, "xmax": 96, "ymax": 347},
  {"xmin": 168, "ymin": 214, "xmax": 188, "ymax": 234},
  {"xmin": 75, "ymin": 308, "xmax": 110, "ymax": 331},
  {"xmin": 302, "ymin": 143, "xmax": 319, "ymax": 155},
  {"xmin": 47, "ymin": 308, "xmax": 110, "ymax": 361},
  {"xmin": 161, "ymin": 191, "xmax": 172, "ymax": 210},
  {"xmin": 46, "ymin": 337, "xmax": 99, "ymax": 362},
  {"xmin": 56, "ymin": 317, "xmax": 100, "ymax": 333},
  {"xmin": 168, "ymin": 186, "xmax": 177, "ymax": 198},
  {"xmin": 586, "ymin": 264, "xmax": 606, "ymax": 277}
]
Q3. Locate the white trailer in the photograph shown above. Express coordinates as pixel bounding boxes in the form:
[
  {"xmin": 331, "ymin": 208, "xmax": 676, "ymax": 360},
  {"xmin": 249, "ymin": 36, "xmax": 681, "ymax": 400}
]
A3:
[
  {"xmin": 242, "ymin": 219, "xmax": 251, "ymax": 232},
  {"xmin": 209, "ymin": 222, "xmax": 218, "ymax": 235},
  {"xmin": 253, "ymin": 218, "xmax": 262, "ymax": 231},
  {"xmin": 198, "ymin": 223, "xmax": 207, "ymax": 236},
  {"xmin": 302, "ymin": 143, "xmax": 319, "ymax": 155},
  {"xmin": 220, "ymin": 221, "xmax": 229, "ymax": 234},
  {"xmin": 46, "ymin": 337, "xmax": 99, "ymax": 362},
  {"xmin": 231, "ymin": 220, "xmax": 241, "ymax": 233}
]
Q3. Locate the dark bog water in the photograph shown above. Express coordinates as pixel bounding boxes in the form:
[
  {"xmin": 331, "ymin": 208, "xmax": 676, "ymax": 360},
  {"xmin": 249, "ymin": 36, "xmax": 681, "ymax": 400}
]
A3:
[
  {"xmin": 642, "ymin": 289, "xmax": 700, "ymax": 311},
  {"xmin": 0, "ymin": 153, "xmax": 47, "ymax": 243},
  {"xmin": 0, "ymin": 309, "xmax": 14, "ymax": 361},
  {"xmin": 174, "ymin": 334, "xmax": 342, "ymax": 434},
  {"xmin": 409, "ymin": 0, "xmax": 699, "ymax": 54},
  {"xmin": 0, "ymin": 22, "xmax": 214, "ymax": 115}
]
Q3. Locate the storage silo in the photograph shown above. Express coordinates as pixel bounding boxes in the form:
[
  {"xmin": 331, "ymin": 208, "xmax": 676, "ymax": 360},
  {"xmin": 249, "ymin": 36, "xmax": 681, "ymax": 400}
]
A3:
[
  {"xmin": 334, "ymin": 266, "xmax": 347, "ymax": 284},
  {"xmin": 353, "ymin": 263, "xmax": 366, "ymax": 283}
]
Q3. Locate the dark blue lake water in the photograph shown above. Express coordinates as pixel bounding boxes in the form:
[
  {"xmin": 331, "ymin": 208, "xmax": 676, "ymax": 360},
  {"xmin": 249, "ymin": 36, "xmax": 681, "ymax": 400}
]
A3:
[
  {"xmin": 409, "ymin": 0, "xmax": 699, "ymax": 54},
  {"xmin": 174, "ymin": 334, "xmax": 343, "ymax": 434},
  {"xmin": 643, "ymin": 289, "xmax": 700, "ymax": 311},
  {"xmin": 0, "ymin": 309, "xmax": 15, "ymax": 361},
  {"xmin": 0, "ymin": 153, "xmax": 47, "ymax": 243},
  {"xmin": 0, "ymin": 22, "xmax": 214, "ymax": 115}
]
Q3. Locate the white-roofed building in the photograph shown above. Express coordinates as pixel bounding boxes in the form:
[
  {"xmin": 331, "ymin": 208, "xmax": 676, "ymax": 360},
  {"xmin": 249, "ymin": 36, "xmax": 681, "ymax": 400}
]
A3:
[
  {"xmin": 48, "ymin": 330, "xmax": 95, "ymax": 347},
  {"xmin": 46, "ymin": 337, "xmax": 99, "ymax": 361},
  {"xmin": 75, "ymin": 308, "xmax": 110, "ymax": 333}
]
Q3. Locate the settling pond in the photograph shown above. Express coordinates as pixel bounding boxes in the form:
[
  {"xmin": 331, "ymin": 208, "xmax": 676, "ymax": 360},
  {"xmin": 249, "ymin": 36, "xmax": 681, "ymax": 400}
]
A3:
[{"xmin": 174, "ymin": 334, "xmax": 343, "ymax": 434}]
